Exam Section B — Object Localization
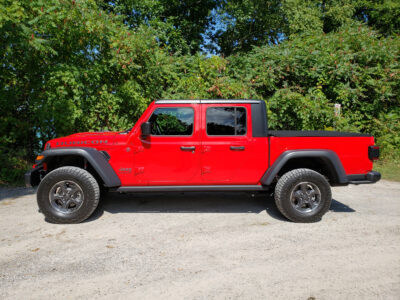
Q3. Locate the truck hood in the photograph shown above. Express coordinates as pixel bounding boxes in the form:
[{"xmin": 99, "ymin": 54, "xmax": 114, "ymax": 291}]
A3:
[{"xmin": 47, "ymin": 131, "xmax": 121, "ymax": 148}]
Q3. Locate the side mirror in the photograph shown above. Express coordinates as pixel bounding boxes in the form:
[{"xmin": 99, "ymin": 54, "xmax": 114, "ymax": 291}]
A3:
[{"xmin": 141, "ymin": 122, "xmax": 152, "ymax": 137}]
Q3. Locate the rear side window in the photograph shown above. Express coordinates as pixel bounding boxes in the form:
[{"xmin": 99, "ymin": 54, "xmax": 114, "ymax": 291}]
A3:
[
  {"xmin": 206, "ymin": 107, "xmax": 246, "ymax": 136},
  {"xmin": 148, "ymin": 107, "xmax": 194, "ymax": 136}
]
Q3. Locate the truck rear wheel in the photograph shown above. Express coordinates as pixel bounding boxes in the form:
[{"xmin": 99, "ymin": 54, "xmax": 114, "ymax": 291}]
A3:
[
  {"xmin": 274, "ymin": 168, "xmax": 332, "ymax": 222},
  {"xmin": 37, "ymin": 166, "xmax": 100, "ymax": 224}
]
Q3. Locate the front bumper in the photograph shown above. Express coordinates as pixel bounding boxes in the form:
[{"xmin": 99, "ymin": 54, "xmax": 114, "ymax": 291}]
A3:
[
  {"xmin": 24, "ymin": 168, "xmax": 41, "ymax": 187},
  {"xmin": 347, "ymin": 171, "xmax": 381, "ymax": 184}
]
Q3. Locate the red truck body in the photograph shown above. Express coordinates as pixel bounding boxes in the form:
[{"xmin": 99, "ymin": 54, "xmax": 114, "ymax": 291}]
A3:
[
  {"xmin": 43, "ymin": 101, "xmax": 375, "ymax": 186},
  {"xmin": 27, "ymin": 99, "xmax": 380, "ymax": 223}
]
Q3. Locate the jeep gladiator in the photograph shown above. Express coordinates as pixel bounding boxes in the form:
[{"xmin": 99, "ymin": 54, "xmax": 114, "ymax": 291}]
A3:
[{"xmin": 25, "ymin": 99, "xmax": 381, "ymax": 223}]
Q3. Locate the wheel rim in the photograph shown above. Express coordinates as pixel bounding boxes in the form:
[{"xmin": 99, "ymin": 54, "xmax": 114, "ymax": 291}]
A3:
[
  {"xmin": 290, "ymin": 181, "xmax": 321, "ymax": 213},
  {"xmin": 49, "ymin": 180, "xmax": 84, "ymax": 214}
]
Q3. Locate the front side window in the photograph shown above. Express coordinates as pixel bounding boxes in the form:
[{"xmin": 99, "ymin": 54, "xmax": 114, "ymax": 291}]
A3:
[
  {"xmin": 206, "ymin": 107, "xmax": 247, "ymax": 136},
  {"xmin": 148, "ymin": 107, "xmax": 194, "ymax": 136}
]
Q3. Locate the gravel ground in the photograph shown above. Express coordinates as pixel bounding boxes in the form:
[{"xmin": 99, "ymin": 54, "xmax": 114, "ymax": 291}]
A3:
[{"xmin": 0, "ymin": 180, "xmax": 399, "ymax": 300}]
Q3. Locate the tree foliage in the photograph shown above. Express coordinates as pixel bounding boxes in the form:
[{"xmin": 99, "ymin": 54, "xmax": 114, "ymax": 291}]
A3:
[
  {"xmin": 0, "ymin": 0, "xmax": 399, "ymax": 184},
  {"xmin": 210, "ymin": 0, "xmax": 400, "ymax": 56},
  {"xmin": 96, "ymin": 0, "xmax": 218, "ymax": 54}
]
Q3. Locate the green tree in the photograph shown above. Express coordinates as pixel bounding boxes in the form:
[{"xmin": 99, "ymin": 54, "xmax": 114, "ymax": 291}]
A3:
[
  {"xmin": 210, "ymin": 0, "xmax": 400, "ymax": 55},
  {"xmin": 354, "ymin": 0, "xmax": 400, "ymax": 36},
  {"xmin": 96, "ymin": 0, "xmax": 218, "ymax": 54},
  {"xmin": 207, "ymin": 0, "xmax": 284, "ymax": 56},
  {"xmin": 0, "ymin": 0, "xmax": 170, "ymax": 183}
]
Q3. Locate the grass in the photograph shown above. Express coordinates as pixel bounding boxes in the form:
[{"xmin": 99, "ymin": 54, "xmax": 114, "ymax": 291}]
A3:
[{"xmin": 374, "ymin": 159, "xmax": 400, "ymax": 182}]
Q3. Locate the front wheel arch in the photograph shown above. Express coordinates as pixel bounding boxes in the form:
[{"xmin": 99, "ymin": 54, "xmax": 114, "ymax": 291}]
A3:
[{"xmin": 39, "ymin": 148, "xmax": 121, "ymax": 187}]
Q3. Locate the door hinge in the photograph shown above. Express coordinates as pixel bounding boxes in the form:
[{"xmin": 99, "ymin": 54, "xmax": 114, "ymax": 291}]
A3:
[
  {"xmin": 202, "ymin": 167, "xmax": 211, "ymax": 174},
  {"xmin": 133, "ymin": 146, "xmax": 144, "ymax": 154},
  {"xmin": 134, "ymin": 167, "xmax": 144, "ymax": 175},
  {"xmin": 202, "ymin": 146, "xmax": 211, "ymax": 153}
]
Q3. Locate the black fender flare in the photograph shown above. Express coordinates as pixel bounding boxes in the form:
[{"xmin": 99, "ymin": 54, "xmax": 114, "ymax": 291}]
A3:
[
  {"xmin": 260, "ymin": 150, "xmax": 348, "ymax": 186},
  {"xmin": 40, "ymin": 148, "xmax": 121, "ymax": 187}
]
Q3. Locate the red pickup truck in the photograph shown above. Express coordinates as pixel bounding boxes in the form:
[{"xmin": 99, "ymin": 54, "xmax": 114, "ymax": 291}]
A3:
[{"xmin": 25, "ymin": 99, "xmax": 381, "ymax": 223}]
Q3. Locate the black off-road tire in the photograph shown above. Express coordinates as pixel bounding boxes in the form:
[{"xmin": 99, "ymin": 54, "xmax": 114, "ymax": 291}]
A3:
[
  {"xmin": 274, "ymin": 168, "xmax": 332, "ymax": 223},
  {"xmin": 37, "ymin": 166, "xmax": 100, "ymax": 224}
]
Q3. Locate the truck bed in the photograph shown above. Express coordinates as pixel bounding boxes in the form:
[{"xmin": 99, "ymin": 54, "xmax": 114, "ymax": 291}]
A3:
[
  {"xmin": 268, "ymin": 130, "xmax": 371, "ymax": 137},
  {"xmin": 268, "ymin": 134, "xmax": 375, "ymax": 175}
]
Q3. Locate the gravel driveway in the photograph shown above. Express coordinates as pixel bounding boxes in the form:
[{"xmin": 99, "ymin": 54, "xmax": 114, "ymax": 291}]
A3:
[{"xmin": 1, "ymin": 180, "xmax": 399, "ymax": 299}]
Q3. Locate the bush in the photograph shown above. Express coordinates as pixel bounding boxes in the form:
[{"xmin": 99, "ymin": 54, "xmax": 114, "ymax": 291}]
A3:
[
  {"xmin": 0, "ymin": 148, "xmax": 30, "ymax": 186},
  {"xmin": 267, "ymin": 88, "xmax": 335, "ymax": 130}
]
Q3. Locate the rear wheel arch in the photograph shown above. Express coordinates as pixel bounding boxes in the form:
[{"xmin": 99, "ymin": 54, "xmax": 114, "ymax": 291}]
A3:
[
  {"xmin": 261, "ymin": 150, "xmax": 348, "ymax": 186},
  {"xmin": 277, "ymin": 157, "xmax": 338, "ymax": 183}
]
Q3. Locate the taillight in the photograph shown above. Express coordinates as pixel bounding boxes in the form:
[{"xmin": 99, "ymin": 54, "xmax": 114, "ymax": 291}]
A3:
[{"xmin": 368, "ymin": 145, "xmax": 380, "ymax": 161}]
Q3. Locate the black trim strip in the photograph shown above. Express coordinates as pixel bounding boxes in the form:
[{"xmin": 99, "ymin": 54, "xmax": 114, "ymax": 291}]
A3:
[
  {"xmin": 268, "ymin": 130, "xmax": 371, "ymax": 137},
  {"xmin": 116, "ymin": 185, "xmax": 270, "ymax": 193}
]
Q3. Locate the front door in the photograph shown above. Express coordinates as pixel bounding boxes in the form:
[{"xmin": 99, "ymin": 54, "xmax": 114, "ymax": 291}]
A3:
[{"xmin": 133, "ymin": 104, "xmax": 201, "ymax": 185}]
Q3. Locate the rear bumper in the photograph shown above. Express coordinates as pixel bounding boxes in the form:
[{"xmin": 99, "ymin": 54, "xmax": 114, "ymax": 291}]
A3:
[{"xmin": 347, "ymin": 171, "xmax": 381, "ymax": 184}]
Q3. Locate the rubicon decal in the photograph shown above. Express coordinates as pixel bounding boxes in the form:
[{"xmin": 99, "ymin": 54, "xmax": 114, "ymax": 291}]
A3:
[{"xmin": 56, "ymin": 140, "xmax": 108, "ymax": 146}]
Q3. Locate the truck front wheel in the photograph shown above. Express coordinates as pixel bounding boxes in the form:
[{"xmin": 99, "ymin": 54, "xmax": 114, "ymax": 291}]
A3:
[
  {"xmin": 37, "ymin": 166, "xmax": 100, "ymax": 224},
  {"xmin": 274, "ymin": 168, "xmax": 332, "ymax": 222}
]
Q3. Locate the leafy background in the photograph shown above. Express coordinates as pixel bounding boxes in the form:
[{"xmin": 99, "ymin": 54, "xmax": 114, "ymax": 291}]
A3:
[{"xmin": 1, "ymin": 0, "xmax": 399, "ymax": 184}]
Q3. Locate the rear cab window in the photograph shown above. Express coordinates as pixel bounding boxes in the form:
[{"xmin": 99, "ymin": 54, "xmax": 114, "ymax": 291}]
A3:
[{"xmin": 206, "ymin": 107, "xmax": 247, "ymax": 136}]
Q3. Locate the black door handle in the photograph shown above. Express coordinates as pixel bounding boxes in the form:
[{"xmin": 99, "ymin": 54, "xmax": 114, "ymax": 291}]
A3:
[
  {"xmin": 230, "ymin": 146, "xmax": 245, "ymax": 151},
  {"xmin": 181, "ymin": 146, "xmax": 196, "ymax": 151}
]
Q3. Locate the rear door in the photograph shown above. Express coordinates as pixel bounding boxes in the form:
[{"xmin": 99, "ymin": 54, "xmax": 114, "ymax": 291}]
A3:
[{"xmin": 201, "ymin": 103, "xmax": 262, "ymax": 184}]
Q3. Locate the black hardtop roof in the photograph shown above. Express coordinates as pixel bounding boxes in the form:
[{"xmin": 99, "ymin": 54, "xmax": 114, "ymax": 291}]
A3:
[{"xmin": 155, "ymin": 99, "xmax": 264, "ymax": 104}]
